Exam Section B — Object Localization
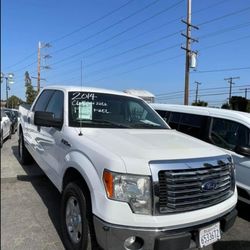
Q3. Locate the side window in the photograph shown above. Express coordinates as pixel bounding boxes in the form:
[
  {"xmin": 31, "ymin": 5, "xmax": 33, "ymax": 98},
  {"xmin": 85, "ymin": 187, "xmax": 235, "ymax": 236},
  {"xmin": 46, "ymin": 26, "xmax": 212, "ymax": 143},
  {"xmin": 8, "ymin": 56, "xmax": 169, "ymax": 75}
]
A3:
[
  {"xmin": 238, "ymin": 125, "xmax": 250, "ymax": 147},
  {"xmin": 46, "ymin": 91, "xmax": 64, "ymax": 120},
  {"xmin": 179, "ymin": 114, "xmax": 206, "ymax": 139},
  {"xmin": 33, "ymin": 90, "xmax": 55, "ymax": 112},
  {"xmin": 210, "ymin": 118, "xmax": 240, "ymax": 150},
  {"xmin": 168, "ymin": 112, "xmax": 181, "ymax": 130},
  {"xmin": 156, "ymin": 110, "xmax": 170, "ymax": 122}
]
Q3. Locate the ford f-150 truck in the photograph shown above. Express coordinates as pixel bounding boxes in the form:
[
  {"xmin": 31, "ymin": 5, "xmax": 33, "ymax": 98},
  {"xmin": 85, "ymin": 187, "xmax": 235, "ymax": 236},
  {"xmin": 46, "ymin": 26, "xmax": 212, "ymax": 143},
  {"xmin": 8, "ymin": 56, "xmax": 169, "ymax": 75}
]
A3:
[{"xmin": 19, "ymin": 86, "xmax": 237, "ymax": 250}]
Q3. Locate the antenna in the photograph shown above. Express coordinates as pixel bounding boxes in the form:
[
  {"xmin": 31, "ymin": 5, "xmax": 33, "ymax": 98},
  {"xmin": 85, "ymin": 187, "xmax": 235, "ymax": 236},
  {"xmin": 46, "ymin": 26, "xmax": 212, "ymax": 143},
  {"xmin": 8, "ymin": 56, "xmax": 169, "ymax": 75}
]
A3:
[
  {"xmin": 79, "ymin": 59, "xmax": 83, "ymax": 136},
  {"xmin": 81, "ymin": 60, "xmax": 83, "ymax": 88}
]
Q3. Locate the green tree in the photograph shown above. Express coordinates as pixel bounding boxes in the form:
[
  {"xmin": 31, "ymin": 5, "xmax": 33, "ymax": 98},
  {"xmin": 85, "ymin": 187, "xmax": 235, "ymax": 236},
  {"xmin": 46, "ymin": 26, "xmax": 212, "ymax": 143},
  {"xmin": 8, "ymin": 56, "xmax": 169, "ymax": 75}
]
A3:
[
  {"xmin": 230, "ymin": 96, "xmax": 248, "ymax": 112},
  {"xmin": 6, "ymin": 95, "xmax": 23, "ymax": 108},
  {"xmin": 25, "ymin": 71, "xmax": 37, "ymax": 104},
  {"xmin": 221, "ymin": 102, "xmax": 230, "ymax": 109},
  {"xmin": 247, "ymin": 101, "xmax": 250, "ymax": 113},
  {"xmin": 192, "ymin": 100, "xmax": 208, "ymax": 106}
]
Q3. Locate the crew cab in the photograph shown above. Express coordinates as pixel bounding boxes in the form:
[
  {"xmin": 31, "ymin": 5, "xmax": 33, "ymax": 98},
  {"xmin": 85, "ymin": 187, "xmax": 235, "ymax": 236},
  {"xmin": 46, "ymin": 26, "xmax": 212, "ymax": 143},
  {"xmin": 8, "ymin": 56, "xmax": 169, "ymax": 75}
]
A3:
[{"xmin": 19, "ymin": 86, "xmax": 237, "ymax": 250}]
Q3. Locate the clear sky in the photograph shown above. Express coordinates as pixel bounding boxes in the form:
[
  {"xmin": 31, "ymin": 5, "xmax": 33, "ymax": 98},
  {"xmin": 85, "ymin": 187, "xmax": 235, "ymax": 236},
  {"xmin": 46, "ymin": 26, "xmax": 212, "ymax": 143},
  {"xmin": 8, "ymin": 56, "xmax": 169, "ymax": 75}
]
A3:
[{"xmin": 1, "ymin": 0, "xmax": 250, "ymax": 106}]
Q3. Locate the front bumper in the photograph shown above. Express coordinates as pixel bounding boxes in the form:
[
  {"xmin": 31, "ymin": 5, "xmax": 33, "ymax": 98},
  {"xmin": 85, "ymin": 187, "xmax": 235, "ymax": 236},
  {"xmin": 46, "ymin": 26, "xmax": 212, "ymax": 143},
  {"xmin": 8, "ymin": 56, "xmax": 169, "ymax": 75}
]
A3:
[{"xmin": 94, "ymin": 208, "xmax": 237, "ymax": 250}]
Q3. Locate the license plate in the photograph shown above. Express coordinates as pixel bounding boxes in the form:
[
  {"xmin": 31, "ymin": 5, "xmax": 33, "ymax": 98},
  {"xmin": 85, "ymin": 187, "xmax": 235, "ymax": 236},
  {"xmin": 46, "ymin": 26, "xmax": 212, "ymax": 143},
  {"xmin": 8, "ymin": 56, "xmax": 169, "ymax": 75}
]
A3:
[{"xmin": 199, "ymin": 222, "xmax": 221, "ymax": 248}]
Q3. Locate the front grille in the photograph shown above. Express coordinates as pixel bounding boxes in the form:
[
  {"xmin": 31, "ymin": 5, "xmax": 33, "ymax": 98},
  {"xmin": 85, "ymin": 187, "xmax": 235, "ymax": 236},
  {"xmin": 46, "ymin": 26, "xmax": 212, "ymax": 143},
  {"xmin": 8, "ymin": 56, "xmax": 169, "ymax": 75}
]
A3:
[{"xmin": 157, "ymin": 162, "xmax": 234, "ymax": 214}]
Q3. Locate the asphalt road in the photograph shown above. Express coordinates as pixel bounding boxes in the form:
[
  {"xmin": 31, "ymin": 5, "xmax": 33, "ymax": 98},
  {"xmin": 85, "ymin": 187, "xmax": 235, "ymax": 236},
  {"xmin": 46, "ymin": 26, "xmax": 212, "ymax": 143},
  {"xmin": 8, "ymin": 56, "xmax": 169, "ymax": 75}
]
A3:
[{"xmin": 1, "ymin": 134, "xmax": 250, "ymax": 250}]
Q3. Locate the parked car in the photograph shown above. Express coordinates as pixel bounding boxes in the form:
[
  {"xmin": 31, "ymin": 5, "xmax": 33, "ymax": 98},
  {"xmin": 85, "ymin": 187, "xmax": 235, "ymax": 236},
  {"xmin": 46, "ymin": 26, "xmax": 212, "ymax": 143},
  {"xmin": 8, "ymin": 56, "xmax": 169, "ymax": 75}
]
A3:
[
  {"xmin": 3, "ymin": 108, "xmax": 18, "ymax": 134},
  {"xmin": 11, "ymin": 108, "xmax": 21, "ymax": 124},
  {"xmin": 19, "ymin": 86, "xmax": 237, "ymax": 250},
  {"xmin": 1, "ymin": 109, "xmax": 12, "ymax": 147},
  {"xmin": 151, "ymin": 103, "xmax": 250, "ymax": 205}
]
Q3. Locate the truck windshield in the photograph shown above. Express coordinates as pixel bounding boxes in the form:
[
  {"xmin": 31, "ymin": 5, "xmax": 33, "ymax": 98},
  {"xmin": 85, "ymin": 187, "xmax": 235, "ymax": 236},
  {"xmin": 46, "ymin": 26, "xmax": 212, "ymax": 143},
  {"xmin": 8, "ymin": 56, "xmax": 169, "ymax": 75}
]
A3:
[{"xmin": 68, "ymin": 92, "xmax": 168, "ymax": 129}]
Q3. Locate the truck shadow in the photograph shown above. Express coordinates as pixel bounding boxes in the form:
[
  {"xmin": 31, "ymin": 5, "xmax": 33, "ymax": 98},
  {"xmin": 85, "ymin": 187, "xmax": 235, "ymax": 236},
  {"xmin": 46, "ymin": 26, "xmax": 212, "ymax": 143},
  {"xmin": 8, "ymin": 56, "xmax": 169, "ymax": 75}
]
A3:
[
  {"xmin": 236, "ymin": 201, "xmax": 250, "ymax": 222},
  {"xmin": 213, "ymin": 241, "xmax": 250, "ymax": 250},
  {"xmin": 11, "ymin": 145, "xmax": 65, "ymax": 248}
]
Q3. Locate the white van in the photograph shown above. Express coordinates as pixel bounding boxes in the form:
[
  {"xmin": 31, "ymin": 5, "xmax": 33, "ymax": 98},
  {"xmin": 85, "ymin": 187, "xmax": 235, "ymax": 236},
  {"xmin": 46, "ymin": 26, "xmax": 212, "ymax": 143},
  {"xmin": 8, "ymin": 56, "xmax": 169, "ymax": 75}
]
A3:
[{"xmin": 151, "ymin": 104, "xmax": 250, "ymax": 204}]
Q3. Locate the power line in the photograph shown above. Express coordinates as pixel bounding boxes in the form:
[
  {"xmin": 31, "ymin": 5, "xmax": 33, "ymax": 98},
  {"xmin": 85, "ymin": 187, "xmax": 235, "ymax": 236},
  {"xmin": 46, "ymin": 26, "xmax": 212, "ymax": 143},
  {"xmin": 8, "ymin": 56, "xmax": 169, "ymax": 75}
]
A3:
[
  {"xmin": 86, "ymin": 44, "xmax": 181, "ymax": 77},
  {"xmin": 5, "ymin": 0, "xmax": 245, "ymax": 74},
  {"xmin": 156, "ymin": 84, "xmax": 250, "ymax": 97},
  {"xmin": 84, "ymin": 31, "xmax": 180, "ymax": 68},
  {"xmin": 50, "ymin": 0, "xmax": 136, "ymax": 43},
  {"xmin": 50, "ymin": 0, "xmax": 168, "ymax": 55},
  {"xmin": 50, "ymin": 0, "xmax": 185, "ymax": 66},
  {"xmin": 199, "ymin": 21, "xmax": 250, "ymax": 39},
  {"xmin": 4, "ymin": 0, "xmax": 237, "ymax": 74},
  {"xmin": 48, "ymin": 29, "xmax": 250, "ymax": 81},
  {"xmin": 198, "ymin": 6, "xmax": 250, "ymax": 26},
  {"xmin": 88, "ymin": 54, "xmax": 183, "ymax": 84},
  {"xmin": 192, "ymin": 67, "xmax": 250, "ymax": 74},
  {"xmin": 48, "ymin": 1, "xmax": 245, "ymax": 62},
  {"xmin": 199, "ymin": 35, "xmax": 250, "ymax": 51},
  {"xmin": 4, "ymin": 0, "xmax": 226, "ymax": 71},
  {"xmin": 3, "ymin": 0, "xmax": 136, "ymax": 70}
]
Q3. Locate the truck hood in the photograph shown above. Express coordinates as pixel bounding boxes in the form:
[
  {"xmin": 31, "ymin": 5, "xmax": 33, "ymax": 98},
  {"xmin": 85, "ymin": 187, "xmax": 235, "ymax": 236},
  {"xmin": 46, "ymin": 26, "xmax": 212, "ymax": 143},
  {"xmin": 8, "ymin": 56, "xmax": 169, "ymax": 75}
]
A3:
[{"xmin": 81, "ymin": 128, "xmax": 226, "ymax": 175}]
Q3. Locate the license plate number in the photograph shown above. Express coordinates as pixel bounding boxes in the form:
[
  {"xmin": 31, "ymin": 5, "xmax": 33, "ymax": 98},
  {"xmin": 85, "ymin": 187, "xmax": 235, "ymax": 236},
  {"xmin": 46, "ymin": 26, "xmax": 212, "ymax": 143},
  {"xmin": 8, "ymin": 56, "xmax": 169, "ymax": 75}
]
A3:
[{"xmin": 199, "ymin": 222, "xmax": 221, "ymax": 248}]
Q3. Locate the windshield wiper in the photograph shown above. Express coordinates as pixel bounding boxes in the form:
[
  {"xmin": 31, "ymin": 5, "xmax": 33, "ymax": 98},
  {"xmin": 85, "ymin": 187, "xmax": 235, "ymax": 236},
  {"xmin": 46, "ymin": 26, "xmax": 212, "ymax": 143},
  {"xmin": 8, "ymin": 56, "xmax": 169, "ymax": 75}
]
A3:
[{"xmin": 131, "ymin": 122, "xmax": 162, "ymax": 129}]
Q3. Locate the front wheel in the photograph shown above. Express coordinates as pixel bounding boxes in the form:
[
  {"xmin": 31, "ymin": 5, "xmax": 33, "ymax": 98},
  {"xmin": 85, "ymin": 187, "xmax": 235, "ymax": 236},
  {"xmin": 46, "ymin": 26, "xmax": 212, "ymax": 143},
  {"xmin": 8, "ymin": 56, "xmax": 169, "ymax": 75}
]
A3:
[{"xmin": 61, "ymin": 182, "xmax": 93, "ymax": 250}]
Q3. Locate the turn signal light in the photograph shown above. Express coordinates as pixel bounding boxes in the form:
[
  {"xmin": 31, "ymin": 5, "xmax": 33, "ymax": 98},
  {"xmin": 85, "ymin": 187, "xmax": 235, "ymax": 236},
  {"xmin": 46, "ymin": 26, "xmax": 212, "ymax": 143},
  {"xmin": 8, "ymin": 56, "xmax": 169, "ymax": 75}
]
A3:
[{"xmin": 103, "ymin": 170, "xmax": 113, "ymax": 198}]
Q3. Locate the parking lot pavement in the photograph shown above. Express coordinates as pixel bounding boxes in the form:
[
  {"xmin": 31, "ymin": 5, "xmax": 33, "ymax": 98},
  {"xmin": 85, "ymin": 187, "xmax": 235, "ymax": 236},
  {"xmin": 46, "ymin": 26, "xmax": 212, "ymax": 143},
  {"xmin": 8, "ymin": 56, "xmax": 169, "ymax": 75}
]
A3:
[
  {"xmin": 1, "ymin": 134, "xmax": 64, "ymax": 250},
  {"xmin": 1, "ymin": 134, "xmax": 250, "ymax": 250}
]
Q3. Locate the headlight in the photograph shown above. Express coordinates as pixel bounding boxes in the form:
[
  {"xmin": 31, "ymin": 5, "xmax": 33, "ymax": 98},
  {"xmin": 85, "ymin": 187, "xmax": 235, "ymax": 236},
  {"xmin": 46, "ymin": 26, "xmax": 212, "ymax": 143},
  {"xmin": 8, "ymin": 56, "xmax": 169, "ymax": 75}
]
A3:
[{"xmin": 103, "ymin": 170, "xmax": 152, "ymax": 215}]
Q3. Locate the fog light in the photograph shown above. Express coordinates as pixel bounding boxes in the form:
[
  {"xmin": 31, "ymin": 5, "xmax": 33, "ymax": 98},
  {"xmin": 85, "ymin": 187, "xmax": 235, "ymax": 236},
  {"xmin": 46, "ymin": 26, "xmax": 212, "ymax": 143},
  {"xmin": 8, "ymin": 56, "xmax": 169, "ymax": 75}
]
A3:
[
  {"xmin": 125, "ymin": 236, "xmax": 136, "ymax": 246},
  {"xmin": 124, "ymin": 236, "xmax": 143, "ymax": 250}
]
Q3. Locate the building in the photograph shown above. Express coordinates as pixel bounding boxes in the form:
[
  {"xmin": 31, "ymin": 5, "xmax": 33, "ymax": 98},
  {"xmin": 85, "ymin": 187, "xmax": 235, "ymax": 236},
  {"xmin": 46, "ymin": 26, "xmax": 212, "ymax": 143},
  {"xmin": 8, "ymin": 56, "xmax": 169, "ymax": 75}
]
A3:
[{"xmin": 123, "ymin": 89, "xmax": 155, "ymax": 103}]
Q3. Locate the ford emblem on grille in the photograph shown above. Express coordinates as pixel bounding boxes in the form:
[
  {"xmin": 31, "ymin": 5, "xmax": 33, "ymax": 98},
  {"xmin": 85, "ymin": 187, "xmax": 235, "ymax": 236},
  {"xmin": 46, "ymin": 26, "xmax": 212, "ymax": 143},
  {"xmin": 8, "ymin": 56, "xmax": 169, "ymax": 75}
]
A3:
[{"xmin": 201, "ymin": 180, "xmax": 217, "ymax": 191}]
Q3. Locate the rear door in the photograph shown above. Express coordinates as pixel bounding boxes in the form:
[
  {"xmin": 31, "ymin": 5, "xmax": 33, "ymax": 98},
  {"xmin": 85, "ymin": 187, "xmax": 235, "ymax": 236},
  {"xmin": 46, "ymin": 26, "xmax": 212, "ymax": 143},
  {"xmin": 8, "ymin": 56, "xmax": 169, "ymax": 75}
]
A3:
[
  {"xmin": 210, "ymin": 118, "xmax": 250, "ymax": 197},
  {"xmin": 39, "ymin": 90, "xmax": 65, "ymax": 187},
  {"xmin": 26, "ymin": 90, "xmax": 55, "ymax": 171}
]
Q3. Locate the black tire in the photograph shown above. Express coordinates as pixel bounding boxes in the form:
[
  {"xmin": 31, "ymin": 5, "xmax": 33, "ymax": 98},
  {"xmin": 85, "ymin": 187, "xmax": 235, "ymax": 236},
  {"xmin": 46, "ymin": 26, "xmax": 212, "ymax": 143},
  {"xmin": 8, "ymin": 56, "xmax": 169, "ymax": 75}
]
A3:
[
  {"xmin": 11, "ymin": 125, "xmax": 15, "ymax": 134},
  {"xmin": 0, "ymin": 131, "xmax": 3, "ymax": 148},
  {"xmin": 8, "ymin": 128, "xmax": 12, "ymax": 139},
  {"xmin": 61, "ymin": 182, "xmax": 101, "ymax": 250},
  {"xmin": 18, "ymin": 130, "xmax": 33, "ymax": 164}
]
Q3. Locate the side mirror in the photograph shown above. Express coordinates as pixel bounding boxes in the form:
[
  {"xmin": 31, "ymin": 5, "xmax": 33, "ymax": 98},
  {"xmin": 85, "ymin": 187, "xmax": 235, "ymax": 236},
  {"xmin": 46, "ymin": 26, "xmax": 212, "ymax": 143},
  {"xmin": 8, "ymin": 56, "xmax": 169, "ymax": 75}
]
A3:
[
  {"xmin": 34, "ymin": 111, "xmax": 63, "ymax": 129},
  {"xmin": 234, "ymin": 145, "xmax": 250, "ymax": 157}
]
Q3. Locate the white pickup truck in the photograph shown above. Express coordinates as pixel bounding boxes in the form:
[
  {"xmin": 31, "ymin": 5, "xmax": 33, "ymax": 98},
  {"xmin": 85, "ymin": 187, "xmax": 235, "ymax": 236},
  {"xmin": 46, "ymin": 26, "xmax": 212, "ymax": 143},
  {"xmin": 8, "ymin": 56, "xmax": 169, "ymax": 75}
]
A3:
[{"xmin": 19, "ymin": 86, "xmax": 237, "ymax": 250}]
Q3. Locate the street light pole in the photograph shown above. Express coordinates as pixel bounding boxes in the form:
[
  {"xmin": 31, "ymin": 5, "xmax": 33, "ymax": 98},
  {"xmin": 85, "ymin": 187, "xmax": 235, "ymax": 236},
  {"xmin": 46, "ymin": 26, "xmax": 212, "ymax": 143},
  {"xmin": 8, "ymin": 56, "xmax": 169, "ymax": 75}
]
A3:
[{"xmin": 1, "ymin": 72, "xmax": 14, "ymax": 108}]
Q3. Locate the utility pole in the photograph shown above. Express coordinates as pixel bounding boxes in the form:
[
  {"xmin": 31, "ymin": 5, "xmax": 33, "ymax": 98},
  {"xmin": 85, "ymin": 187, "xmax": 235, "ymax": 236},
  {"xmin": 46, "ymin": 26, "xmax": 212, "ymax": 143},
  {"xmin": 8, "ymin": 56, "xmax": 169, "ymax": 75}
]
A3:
[
  {"xmin": 224, "ymin": 77, "xmax": 240, "ymax": 101},
  {"xmin": 37, "ymin": 41, "xmax": 41, "ymax": 93},
  {"xmin": 181, "ymin": 0, "xmax": 199, "ymax": 105},
  {"xmin": 194, "ymin": 81, "xmax": 201, "ymax": 103},
  {"xmin": 239, "ymin": 87, "xmax": 250, "ymax": 99},
  {"xmin": 1, "ymin": 73, "xmax": 14, "ymax": 108},
  {"xmin": 37, "ymin": 41, "xmax": 51, "ymax": 93}
]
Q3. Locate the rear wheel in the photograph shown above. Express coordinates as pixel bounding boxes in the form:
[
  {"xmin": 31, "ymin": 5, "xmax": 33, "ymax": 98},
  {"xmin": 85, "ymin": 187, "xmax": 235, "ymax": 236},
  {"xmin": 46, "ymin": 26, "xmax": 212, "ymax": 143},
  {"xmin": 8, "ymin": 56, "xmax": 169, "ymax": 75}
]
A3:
[
  {"xmin": 11, "ymin": 125, "xmax": 15, "ymax": 134},
  {"xmin": 8, "ymin": 128, "xmax": 12, "ymax": 139},
  {"xmin": 18, "ymin": 130, "xmax": 32, "ymax": 164},
  {"xmin": 0, "ymin": 131, "xmax": 3, "ymax": 148},
  {"xmin": 61, "ymin": 182, "xmax": 101, "ymax": 250}
]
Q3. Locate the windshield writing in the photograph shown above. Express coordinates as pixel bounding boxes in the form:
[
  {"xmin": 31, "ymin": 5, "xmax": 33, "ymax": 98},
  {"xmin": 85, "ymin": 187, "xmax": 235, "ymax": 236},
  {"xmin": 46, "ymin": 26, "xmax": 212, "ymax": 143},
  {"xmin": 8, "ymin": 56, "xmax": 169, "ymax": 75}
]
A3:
[{"xmin": 68, "ymin": 92, "xmax": 168, "ymax": 129}]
